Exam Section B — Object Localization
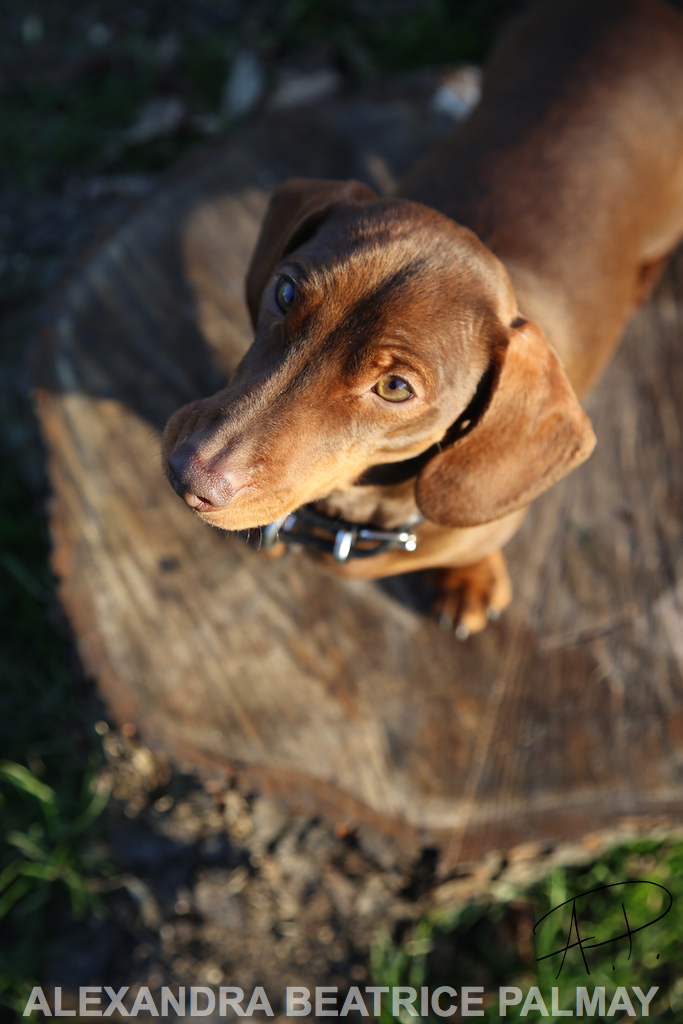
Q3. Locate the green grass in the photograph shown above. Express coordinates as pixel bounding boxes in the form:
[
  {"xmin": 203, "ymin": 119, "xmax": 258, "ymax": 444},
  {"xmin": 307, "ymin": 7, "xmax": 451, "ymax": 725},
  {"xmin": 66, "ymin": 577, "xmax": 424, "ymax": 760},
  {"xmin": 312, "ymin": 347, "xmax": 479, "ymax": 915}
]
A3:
[
  {"xmin": 370, "ymin": 839, "xmax": 683, "ymax": 1020},
  {"xmin": 354, "ymin": 0, "xmax": 521, "ymax": 71},
  {"xmin": 0, "ymin": 0, "xmax": 525, "ymax": 189},
  {"xmin": 0, "ymin": 424, "xmax": 111, "ymax": 1014},
  {"xmin": 1, "ymin": 68, "xmax": 153, "ymax": 183}
]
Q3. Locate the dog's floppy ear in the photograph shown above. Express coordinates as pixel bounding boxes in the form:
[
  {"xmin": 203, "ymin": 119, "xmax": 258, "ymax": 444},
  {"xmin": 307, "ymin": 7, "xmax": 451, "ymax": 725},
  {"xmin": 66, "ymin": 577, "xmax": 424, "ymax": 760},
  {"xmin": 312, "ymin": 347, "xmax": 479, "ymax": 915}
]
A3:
[
  {"xmin": 415, "ymin": 318, "xmax": 596, "ymax": 527},
  {"xmin": 246, "ymin": 177, "xmax": 377, "ymax": 328}
]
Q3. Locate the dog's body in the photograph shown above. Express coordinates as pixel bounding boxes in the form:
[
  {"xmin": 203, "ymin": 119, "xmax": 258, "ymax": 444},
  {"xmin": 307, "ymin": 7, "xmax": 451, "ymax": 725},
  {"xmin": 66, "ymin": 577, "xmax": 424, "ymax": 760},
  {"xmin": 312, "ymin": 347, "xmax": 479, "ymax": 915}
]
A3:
[{"xmin": 163, "ymin": 0, "xmax": 683, "ymax": 635}]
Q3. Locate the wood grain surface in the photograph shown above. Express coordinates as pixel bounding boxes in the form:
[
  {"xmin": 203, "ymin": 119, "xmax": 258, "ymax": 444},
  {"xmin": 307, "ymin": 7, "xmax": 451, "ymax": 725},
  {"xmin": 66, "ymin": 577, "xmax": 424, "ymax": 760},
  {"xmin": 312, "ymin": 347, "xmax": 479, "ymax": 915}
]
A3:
[{"xmin": 35, "ymin": 98, "xmax": 683, "ymax": 871}]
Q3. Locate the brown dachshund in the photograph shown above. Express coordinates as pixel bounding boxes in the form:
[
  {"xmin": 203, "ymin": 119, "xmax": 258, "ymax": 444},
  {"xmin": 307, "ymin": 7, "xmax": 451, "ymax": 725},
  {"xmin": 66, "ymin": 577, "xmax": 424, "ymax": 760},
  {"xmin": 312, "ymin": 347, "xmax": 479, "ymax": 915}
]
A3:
[{"xmin": 163, "ymin": 0, "xmax": 683, "ymax": 637}]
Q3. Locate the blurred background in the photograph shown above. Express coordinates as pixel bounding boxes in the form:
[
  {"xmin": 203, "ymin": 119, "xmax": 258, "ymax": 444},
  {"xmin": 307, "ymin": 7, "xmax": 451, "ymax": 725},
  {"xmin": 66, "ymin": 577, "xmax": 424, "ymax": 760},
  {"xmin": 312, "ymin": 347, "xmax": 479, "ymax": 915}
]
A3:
[{"xmin": 2, "ymin": 0, "xmax": 683, "ymax": 1019}]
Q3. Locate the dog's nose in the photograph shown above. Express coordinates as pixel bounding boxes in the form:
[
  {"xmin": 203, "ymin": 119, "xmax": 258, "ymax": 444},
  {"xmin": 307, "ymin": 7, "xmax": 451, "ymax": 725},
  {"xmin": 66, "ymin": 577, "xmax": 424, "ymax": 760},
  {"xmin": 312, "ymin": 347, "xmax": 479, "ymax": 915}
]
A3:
[{"xmin": 167, "ymin": 442, "xmax": 235, "ymax": 511}]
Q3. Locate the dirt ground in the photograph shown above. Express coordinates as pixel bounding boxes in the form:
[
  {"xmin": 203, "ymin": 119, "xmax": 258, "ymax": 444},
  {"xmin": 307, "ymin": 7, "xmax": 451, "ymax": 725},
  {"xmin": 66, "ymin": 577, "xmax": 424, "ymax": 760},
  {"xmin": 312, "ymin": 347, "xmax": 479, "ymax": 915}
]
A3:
[{"xmin": 47, "ymin": 721, "xmax": 604, "ymax": 1018}]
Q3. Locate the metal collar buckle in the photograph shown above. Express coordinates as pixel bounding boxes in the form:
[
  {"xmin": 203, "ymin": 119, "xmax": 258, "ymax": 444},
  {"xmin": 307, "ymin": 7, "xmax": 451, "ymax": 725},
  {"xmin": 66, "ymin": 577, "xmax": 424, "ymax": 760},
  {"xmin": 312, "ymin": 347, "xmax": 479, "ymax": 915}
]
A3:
[{"xmin": 255, "ymin": 506, "xmax": 418, "ymax": 563}]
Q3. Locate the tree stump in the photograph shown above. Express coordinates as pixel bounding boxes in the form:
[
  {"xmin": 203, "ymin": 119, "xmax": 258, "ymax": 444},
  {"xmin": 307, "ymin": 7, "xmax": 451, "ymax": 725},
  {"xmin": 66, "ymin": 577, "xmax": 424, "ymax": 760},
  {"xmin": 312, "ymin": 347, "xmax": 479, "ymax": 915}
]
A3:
[{"xmin": 35, "ymin": 96, "xmax": 683, "ymax": 873}]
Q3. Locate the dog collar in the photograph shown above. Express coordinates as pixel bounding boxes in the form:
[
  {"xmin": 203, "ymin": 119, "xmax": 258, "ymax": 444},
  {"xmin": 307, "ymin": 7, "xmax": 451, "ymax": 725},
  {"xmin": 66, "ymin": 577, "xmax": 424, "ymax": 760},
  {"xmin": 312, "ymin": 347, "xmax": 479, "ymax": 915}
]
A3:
[{"xmin": 251, "ymin": 505, "xmax": 419, "ymax": 563}]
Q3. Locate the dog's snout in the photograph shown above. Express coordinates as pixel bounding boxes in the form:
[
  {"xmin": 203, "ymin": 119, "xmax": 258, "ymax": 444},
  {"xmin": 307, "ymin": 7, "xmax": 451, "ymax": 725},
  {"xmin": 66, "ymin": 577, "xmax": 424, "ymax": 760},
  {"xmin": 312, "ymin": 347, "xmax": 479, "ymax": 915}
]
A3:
[{"xmin": 167, "ymin": 442, "xmax": 235, "ymax": 511}]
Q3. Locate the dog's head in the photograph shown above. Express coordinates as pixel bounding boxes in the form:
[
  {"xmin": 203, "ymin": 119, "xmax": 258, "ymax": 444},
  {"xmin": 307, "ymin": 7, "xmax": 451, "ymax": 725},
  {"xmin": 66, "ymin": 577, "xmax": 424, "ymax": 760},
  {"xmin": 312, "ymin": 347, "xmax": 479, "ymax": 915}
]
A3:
[{"xmin": 162, "ymin": 177, "xmax": 595, "ymax": 531}]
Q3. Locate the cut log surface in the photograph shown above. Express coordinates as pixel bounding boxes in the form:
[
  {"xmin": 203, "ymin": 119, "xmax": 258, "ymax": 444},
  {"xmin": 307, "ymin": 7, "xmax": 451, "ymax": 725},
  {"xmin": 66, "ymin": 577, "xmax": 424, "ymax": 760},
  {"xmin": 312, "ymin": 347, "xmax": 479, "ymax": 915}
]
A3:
[{"xmin": 36, "ymin": 98, "xmax": 683, "ymax": 871}]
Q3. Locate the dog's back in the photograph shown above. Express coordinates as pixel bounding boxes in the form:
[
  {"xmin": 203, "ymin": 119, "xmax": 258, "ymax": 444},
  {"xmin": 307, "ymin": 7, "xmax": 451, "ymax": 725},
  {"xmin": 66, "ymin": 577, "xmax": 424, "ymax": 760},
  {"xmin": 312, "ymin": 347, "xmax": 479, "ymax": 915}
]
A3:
[{"xmin": 403, "ymin": 0, "xmax": 683, "ymax": 394}]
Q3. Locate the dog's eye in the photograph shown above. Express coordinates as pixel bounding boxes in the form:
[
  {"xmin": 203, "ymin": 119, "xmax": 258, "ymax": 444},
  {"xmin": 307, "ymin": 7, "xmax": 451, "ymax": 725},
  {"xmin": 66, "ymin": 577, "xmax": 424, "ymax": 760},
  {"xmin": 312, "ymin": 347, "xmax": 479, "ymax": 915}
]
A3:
[
  {"xmin": 374, "ymin": 376, "xmax": 413, "ymax": 402},
  {"xmin": 275, "ymin": 276, "xmax": 296, "ymax": 312}
]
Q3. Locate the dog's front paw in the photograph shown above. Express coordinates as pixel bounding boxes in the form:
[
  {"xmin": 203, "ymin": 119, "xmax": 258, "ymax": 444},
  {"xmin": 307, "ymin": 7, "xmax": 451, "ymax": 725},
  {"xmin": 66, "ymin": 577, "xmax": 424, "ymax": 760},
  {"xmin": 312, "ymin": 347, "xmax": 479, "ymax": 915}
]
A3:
[{"xmin": 432, "ymin": 550, "xmax": 512, "ymax": 639}]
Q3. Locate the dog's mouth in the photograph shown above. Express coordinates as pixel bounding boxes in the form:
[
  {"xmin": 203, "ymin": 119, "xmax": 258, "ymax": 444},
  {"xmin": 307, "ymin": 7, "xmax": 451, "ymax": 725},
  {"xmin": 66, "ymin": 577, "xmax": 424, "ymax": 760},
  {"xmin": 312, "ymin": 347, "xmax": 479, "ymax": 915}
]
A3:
[{"xmin": 165, "ymin": 439, "xmax": 352, "ymax": 531}]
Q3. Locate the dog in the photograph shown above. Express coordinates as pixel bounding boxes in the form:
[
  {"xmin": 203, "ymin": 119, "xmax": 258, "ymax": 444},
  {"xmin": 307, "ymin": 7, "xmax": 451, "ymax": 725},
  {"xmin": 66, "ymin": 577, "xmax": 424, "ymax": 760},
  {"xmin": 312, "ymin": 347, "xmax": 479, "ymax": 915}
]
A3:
[{"xmin": 162, "ymin": 0, "xmax": 683, "ymax": 637}]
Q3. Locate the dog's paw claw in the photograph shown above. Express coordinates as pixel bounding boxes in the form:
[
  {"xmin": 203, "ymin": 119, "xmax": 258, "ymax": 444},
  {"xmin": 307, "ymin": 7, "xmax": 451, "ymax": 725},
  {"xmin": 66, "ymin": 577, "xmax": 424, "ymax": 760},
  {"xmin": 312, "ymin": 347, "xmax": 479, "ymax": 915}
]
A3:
[{"xmin": 431, "ymin": 550, "xmax": 512, "ymax": 638}]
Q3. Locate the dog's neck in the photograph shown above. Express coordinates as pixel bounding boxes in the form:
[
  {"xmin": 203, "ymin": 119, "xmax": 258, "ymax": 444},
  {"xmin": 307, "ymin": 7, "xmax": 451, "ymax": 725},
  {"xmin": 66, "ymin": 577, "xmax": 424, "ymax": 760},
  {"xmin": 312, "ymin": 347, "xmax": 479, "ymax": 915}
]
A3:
[
  {"xmin": 502, "ymin": 262, "xmax": 583, "ymax": 392},
  {"xmin": 313, "ymin": 477, "xmax": 420, "ymax": 532}
]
